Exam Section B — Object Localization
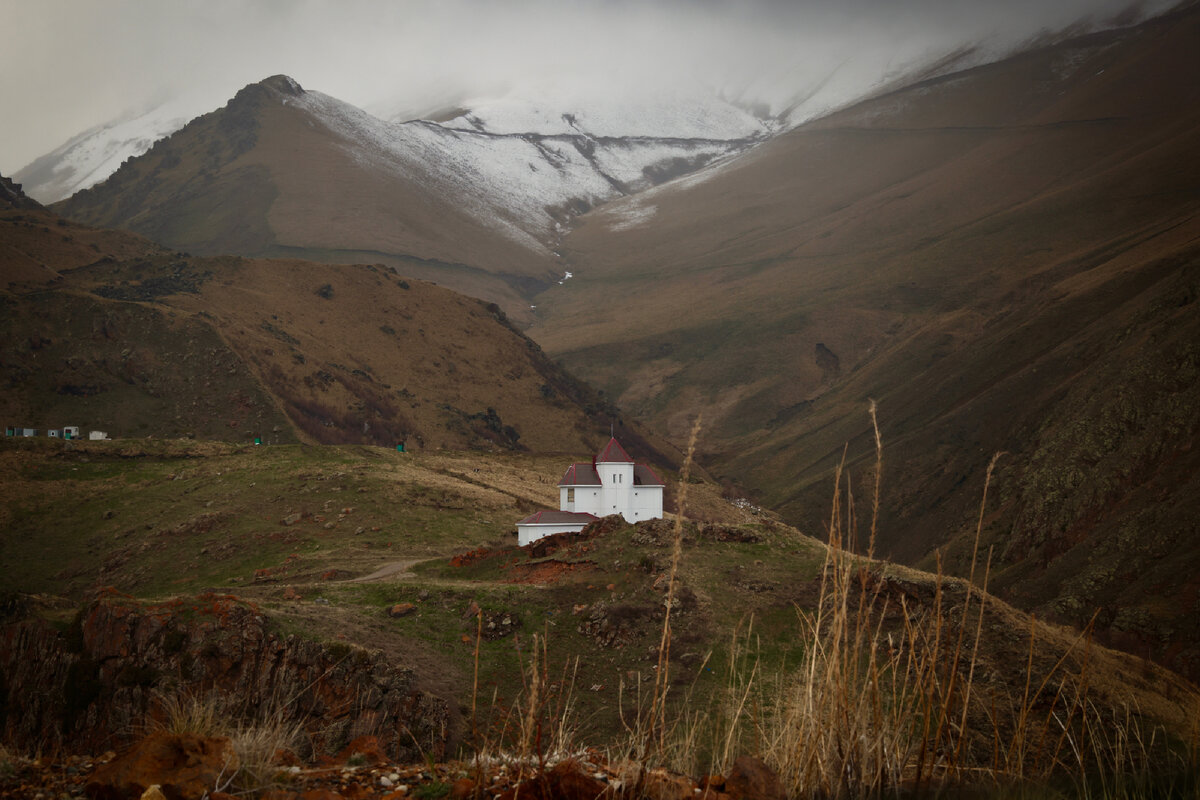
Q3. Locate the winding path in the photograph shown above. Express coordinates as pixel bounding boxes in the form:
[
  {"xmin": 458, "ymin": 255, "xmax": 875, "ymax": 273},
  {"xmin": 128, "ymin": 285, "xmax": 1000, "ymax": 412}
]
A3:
[{"xmin": 347, "ymin": 559, "xmax": 424, "ymax": 582}]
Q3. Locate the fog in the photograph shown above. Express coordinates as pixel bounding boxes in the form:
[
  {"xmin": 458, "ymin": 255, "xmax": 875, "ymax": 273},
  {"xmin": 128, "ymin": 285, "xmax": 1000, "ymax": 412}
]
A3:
[{"xmin": 0, "ymin": 0, "xmax": 1177, "ymax": 174}]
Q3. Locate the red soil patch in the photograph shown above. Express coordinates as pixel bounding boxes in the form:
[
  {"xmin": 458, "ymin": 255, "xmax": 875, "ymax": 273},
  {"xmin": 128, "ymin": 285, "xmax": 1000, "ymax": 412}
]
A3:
[
  {"xmin": 449, "ymin": 546, "xmax": 490, "ymax": 567},
  {"xmin": 505, "ymin": 560, "xmax": 596, "ymax": 585}
]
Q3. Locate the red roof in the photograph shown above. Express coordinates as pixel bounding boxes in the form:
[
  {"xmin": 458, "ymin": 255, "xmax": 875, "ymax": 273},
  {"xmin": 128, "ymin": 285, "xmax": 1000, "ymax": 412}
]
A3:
[
  {"xmin": 516, "ymin": 510, "xmax": 599, "ymax": 526},
  {"xmin": 596, "ymin": 437, "xmax": 634, "ymax": 463},
  {"xmin": 559, "ymin": 462, "xmax": 601, "ymax": 486},
  {"xmin": 633, "ymin": 464, "xmax": 664, "ymax": 486}
]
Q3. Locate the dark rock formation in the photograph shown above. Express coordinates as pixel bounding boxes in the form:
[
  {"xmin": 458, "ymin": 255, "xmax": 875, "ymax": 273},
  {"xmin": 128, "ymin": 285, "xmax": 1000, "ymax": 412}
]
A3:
[
  {"xmin": 0, "ymin": 174, "xmax": 41, "ymax": 209},
  {"xmin": 0, "ymin": 591, "xmax": 448, "ymax": 762}
]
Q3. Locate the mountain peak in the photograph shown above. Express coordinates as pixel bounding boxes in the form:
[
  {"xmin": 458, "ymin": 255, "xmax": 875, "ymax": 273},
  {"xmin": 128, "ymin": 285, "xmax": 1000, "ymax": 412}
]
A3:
[
  {"xmin": 258, "ymin": 74, "xmax": 305, "ymax": 96},
  {"xmin": 224, "ymin": 75, "xmax": 305, "ymax": 115}
]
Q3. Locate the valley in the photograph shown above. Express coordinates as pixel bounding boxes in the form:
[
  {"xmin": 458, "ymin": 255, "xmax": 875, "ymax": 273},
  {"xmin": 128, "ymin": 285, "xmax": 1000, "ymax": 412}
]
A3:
[
  {"xmin": 531, "ymin": 3, "xmax": 1200, "ymax": 681},
  {"xmin": 48, "ymin": 76, "xmax": 769, "ymax": 326},
  {"xmin": 2, "ymin": 1, "xmax": 1200, "ymax": 796}
]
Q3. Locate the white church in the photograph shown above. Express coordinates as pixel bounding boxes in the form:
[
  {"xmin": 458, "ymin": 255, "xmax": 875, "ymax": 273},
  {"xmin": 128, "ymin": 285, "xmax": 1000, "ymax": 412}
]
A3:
[{"xmin": 515, "ymin": 437, "xmax": 665, "ymax": 546}]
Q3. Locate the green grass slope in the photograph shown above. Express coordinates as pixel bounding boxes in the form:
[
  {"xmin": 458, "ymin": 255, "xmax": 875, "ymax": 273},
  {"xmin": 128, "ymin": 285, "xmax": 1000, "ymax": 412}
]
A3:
[{"xmin": 3, "ymin": 437, "xmax": 1197, "ymax": 789}]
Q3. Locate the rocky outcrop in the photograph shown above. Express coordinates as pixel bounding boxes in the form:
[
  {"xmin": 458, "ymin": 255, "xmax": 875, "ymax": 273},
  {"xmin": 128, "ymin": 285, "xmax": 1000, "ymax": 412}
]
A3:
[
  {"xmin": 0, "ymin": 173, "xmax": 41, "ymax": 209},
  {"xmin": 0, "ymin": 591, "xmax": 448, "ymax": 762}
]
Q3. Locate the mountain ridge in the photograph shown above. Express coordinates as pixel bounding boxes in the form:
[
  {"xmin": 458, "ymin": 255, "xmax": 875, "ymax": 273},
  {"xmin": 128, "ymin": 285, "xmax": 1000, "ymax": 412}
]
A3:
[
  {"xmin": 0, "ymin": 197, "xmax": 679, "ymax": 466},
  {"xmin": 50, "ymin": 75, "xmax": 771, "ymax": 322}
]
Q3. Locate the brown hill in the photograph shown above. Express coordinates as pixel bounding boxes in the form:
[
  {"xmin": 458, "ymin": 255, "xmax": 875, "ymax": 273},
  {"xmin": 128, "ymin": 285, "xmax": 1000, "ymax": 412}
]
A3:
[
  {"xmin": 0, "ymin": 204, "xmax": 668, "ymax": 459},
  {"xmin": 51, "ymin": 76, "xmax": 560, "ymax": 323},
  {"xmin": 531, "ymin": 8, "xmax": 1200, "ymax": 675}
]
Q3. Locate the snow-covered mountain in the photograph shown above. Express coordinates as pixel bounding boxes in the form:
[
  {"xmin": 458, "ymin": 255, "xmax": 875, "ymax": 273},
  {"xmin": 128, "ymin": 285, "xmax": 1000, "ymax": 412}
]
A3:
[
  {"xmin": 422, "ymin": 84, "xmax": 774, "ymax": 140},
  {"xmin": 13, "ymin": 96, "xmax": 213, "ymax": 205},
  {"xmin": 52, "ymin": 75, "xmax": 775, "ymax": 262},
  {"xmin": 48, "ymin": 75, "xmax": 776, "ymax": 323},
  {"xmin": 290, "ymin": 84, "xmax": 771, "ymax": 252},
  {"xmin": 19, "ymin": 78, "xmax": 775, "ymax": 213}
]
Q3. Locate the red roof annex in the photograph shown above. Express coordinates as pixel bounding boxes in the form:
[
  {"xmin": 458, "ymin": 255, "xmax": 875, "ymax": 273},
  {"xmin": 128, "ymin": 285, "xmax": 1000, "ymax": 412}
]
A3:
[
  {"xmin": 633, "ymin": 464, "xmax": 665, "ymax": 486},
  {"xmin": 516, "ymin": 510, "xmax": 599, "ymax": 526}
]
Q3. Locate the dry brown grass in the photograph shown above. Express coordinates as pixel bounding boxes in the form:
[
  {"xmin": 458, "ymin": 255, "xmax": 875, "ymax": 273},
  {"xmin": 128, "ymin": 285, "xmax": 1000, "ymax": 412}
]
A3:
[
  {"xmin": 0, "ymin": 743, "xmax": 20, "ymax": 781},
  {"xmin": 462, "ymin": 620, "xmax": 583, "ymax": 787},
  {"xmin": 626, "ymin": 405, "xmax": 1199, "ymax": 798},
  {"xmin": 150, "ymin": 689, "xmax": 305, "ymax": 794},
  {"xmin": 150, "ymin": 690, "xmax": 226, "ymax": 738}
]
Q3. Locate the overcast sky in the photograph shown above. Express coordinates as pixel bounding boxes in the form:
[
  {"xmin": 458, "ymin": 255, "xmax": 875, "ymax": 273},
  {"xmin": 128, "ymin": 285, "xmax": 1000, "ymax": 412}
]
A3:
[{"xmin": 0, "ymin": 0, "xmax": 1176, "ymax": 175}]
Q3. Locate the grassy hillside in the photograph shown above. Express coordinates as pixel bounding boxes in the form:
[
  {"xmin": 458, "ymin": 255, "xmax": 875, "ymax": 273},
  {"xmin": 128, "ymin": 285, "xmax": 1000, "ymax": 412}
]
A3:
[
  {"xmin": 531, "ymin": 6, "xmax": 1200, "ymax": 677},
  {"xmin": 1, "ymin": 201, "xmax": 675, "ymax": 460},
  {"xmin": 3, "ymin": 436, "xmax": 1197, "ymax": 794},
  {"xmin": 0, "ymin": 437, "xmax": 765, "ymax": 739}
]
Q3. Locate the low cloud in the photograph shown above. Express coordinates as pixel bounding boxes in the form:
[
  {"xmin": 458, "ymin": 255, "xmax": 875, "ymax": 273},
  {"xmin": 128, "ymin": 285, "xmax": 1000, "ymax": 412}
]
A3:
[{"xmin": 0, "ymin": 0, "xmax": 1176, "ymax": 174}]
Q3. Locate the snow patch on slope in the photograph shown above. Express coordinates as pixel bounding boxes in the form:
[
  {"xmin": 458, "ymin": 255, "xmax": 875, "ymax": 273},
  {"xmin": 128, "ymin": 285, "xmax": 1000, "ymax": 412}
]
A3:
[
  {"xmin": 291, "ymin": 89, "xmax": 759, "ymax": 253},
  {"xmin": 606, "ymin": 203, "xmax": 658, "ymax": 232},
  {"xmin": 438, "ymin": 82, "xmax": 773, "ymax": 140}
]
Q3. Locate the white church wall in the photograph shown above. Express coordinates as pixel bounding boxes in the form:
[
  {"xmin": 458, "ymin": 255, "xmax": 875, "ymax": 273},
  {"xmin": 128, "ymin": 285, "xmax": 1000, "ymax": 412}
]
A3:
[{"xmin": 628, "ymin": 488, "xmax": 663, "ymax": 521}]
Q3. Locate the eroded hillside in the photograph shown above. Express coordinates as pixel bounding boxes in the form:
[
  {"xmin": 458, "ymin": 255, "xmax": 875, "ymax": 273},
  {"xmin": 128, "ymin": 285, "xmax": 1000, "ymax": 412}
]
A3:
[{"xmin": 531, "ymin": 7, "xmax": 1200, "ymax": 676}]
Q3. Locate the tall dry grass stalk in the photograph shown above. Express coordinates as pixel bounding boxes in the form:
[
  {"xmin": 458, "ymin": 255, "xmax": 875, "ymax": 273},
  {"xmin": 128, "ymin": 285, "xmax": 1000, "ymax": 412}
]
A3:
[
  {"xmin": 630, "ymin": 415, "xmax": 703, "ymax": 763},
  {"xmin": 149, "ymin": 688, "xmax": 305, "ymax": 793},
  {"xmin": 759, "ymin": 404, "xmax": 946, "ymax": 797},
  {"xmin": 607, "ymin": 415, "xmax": 703, "ymax": 796},
  {"xmin": 468, "ymin": 628, "xmax": 581, "ymax": 780}
]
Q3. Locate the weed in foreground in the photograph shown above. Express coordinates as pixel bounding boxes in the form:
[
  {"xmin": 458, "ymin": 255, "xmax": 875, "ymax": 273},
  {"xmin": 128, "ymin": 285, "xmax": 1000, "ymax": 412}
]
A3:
[
  {"xmin": 629, "ymin": 404, "xmax": 1194, "ymax": 798},
  {"xmin": 149, "ymin": 689, "xmax": 306, "ymax": 794},
  {"xmin": 464, "ymin": 626, "xmax": 583, "ymax": 786},
  {"xmin": 150, "ymin": 690, "xmax": 226, "ymax": 738},
  {"xmin": 226, "ymin": 710, "xmax": 306, "ymax": 793},
  {"xmin": 0, "ymin": 744, "xmax": 20, "ymax": 782}
]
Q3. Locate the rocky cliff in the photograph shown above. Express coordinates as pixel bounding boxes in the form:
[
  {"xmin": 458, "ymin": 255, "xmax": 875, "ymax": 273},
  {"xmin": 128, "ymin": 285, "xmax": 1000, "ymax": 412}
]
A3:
[
  {"xmin": 0, "ymin": 592, "xmax": 449, "ymax": 761},
  {"xmin": 0, "ymin": 174, "xmax": 40, "ymax": 209}
]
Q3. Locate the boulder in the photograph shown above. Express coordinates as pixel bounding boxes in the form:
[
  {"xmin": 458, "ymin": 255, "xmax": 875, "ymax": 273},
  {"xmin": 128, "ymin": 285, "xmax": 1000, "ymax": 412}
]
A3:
[
  {"xmin": 725, "ymin": 755, "xmax": 783, "ymax": 800},
  {"xmin": 497, "ymin": 759, "xmax": 607, "ymax": 800},
  {"xmin": 84, "ymin": 731, "xmax": 236, "ymax": 800}
]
